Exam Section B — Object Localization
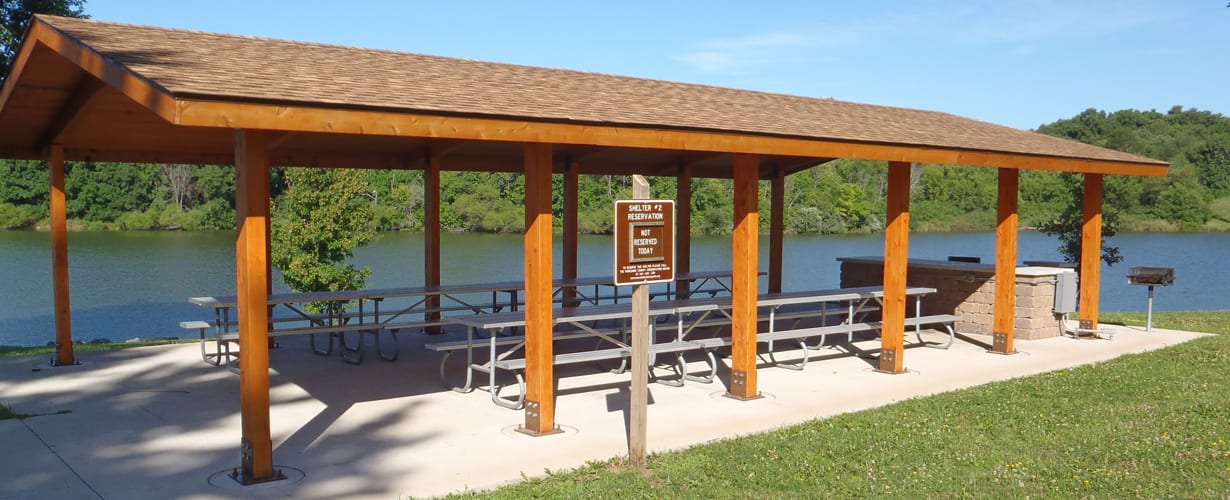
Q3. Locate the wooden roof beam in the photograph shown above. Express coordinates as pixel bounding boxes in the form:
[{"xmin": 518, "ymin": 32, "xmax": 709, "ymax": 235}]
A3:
[
  {"xmin": 63, "ymin": 147, "xmax": 234, "ymax": 166},
  {"xmin": 558, "ymin": 145, "xmax": 616, "ymax": 165},
  {"xmin": 428, "ymin": 139, "xmax": 470, "ymax": 158},
  {"xmin": 264, "ymin": 131, "xmax": 297, "ymax": 152},
  {"xmin": 764, "ymin": 157, "xmax": 832, "ymax": 178},
  {"xmin": 396, "ymin": 139, "xmax": 471, "ymax": 169},
  {"xmin": 36, "ymin": 76, "xmax": 106, "ymax": 150},
  {"xmin": 174, "ymin": 99, "xmax": 1168, "ymax": 177}
]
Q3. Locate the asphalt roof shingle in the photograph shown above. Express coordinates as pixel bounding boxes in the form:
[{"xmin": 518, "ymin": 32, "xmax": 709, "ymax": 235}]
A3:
[{"xmin": 35, "ymin": 15, "xmax": 1163, "ymax": 166}]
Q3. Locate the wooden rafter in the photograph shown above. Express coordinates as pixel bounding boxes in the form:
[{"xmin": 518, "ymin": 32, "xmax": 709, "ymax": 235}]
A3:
[
  {"xmin": 37, "ymin": 76, "xmax": 107, "ymax": 149},
  {"xmin": 264, "ymin": 131, "xmax": 298, "ymax": 152}
]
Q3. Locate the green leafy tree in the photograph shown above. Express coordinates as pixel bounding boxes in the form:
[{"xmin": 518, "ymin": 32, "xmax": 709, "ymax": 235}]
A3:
[
  {"xmin": 64, "ymin": 161, "xmax": 160, "ymax": 222},
  {"xmin": 1190, "ymin": 141, "xmax": 1230, "ymax": 194},
  {"xmin": 0, "ymin": 158, "xmax": 47, "ymax": 209},
  {"xmin": 1, "ymin": 0, "xmax": 87, "ymax": 84},
  {"xmin": 1038, "ymin": 173, "xmax": 1123, "ymax": 270},
  {"xmin": 271, "ymin": 168, "xmax": 377, "ymax": 314}
]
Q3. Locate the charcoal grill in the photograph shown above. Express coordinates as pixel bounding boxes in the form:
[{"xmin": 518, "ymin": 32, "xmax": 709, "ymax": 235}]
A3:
[{"xmin": 1127, "ymin": 267, "xmax": 1175, "ymax": 332}]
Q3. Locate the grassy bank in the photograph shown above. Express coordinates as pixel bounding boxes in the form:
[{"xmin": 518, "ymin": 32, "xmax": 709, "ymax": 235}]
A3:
[
  {"xmin": 1102, "ymin": 310, "xmax": 1229, "ymax": 335},
  {"xmin": 457, "ymin": 312, "xmax": 1229, "ymax": 498},
  {"xmin": 0, "ymin": 338, "xmax": 190, "ymax": 359}
]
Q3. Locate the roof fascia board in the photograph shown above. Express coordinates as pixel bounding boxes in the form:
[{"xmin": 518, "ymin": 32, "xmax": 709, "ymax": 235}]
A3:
[
  {"xmin": 14, "ymin": 17, "xmax": 178, "ymax": 124},
  {"xmin": 177, "ymin": 99, "xmax": 1169, "ymax": 177},
  {"xmin": 0, "ymin": 20, "xmax": 45, "ymax": 113}
]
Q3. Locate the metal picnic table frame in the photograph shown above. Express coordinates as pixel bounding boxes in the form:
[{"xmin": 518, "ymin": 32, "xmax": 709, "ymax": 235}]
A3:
[{"xmin": 446, "ymin": 285, "xmax": 941, "ymax": 408}]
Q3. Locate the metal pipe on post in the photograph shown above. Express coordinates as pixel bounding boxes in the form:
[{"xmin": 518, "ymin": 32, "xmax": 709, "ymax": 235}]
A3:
[
  {"xmin": 629, "ymin": 175, "xmax": 650, "ymax": 469},
  {"xmin": 1146, "ymin": 285, "xmax": 1154, "ymax": 332}
]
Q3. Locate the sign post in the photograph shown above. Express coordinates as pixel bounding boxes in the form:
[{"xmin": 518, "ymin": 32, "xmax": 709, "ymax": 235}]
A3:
[{"xmin": 614, "ymin": 176, "xmax": 674, "ymax": 469}]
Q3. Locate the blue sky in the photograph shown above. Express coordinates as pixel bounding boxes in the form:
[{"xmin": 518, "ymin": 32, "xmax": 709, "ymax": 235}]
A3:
[{"xmin": 86, "ymin": 1, "xmax": 1228, "ymax": 130}]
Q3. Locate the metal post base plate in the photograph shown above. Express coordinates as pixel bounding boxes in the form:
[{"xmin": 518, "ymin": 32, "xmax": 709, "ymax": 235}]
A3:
[
  {"xmin": 1074, "ymin": 319, "xmax": 1103, "ymax": 339},
  {"xmin": 988, "ymin": 332, "xmax": 1018, "ymax": 355},
  {"xmin": 229, "ymin": 467, "xmax": 286, "ymax": 486},
  {"xmin": 723, "ymin": 369, "xmax": 763, "ymax": 401},
  {"xmin": 516, "ymin": 400, "xmax": 564, "ymax": 436},
  {"xmin": 874, "ymin": 348, "xmax": 906, "ymax": 374}
]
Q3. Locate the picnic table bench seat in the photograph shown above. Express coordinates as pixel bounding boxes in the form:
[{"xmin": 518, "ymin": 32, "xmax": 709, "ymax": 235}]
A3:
[
  {"xmin": 693, "ymin": 313, "xmax": 962, "ymax": 370},
  {"xmin": 484, "ymin": 339, "xmax": 721, "ymax": 410},
  {"xmin": 183, "ymin": 317, "xmax": 425, "ymax": 367},
  {"xmin": 441, "ymin": 285, "xmax": 945, "ymax": 408}
]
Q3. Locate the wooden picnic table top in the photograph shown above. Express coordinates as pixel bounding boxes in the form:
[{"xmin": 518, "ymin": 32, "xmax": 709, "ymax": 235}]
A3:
[{"xmin": 189, "ymin": 270, "xmax": 755, "ymax": 310}]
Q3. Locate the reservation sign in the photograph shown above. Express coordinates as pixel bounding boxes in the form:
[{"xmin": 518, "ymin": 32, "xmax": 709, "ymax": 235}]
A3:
[{"xmin": 613, "ymin": 199, "xmax": 675, "ymax": 286}]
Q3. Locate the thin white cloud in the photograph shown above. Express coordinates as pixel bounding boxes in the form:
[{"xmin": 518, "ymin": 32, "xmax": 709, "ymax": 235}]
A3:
[
  {"xmin": 672, "ymin": 1, "xmax": 1171, "ymax": 75},
  {"xmin": 674, "ymin": 30, "xmax": 849, "ymax": 74},
  {"xmin": 936, "ymin": 0, "xmax": 1166, "ymax": 45},
  {"xmin": 707, "ymin": 32, "xmax": 815, "ymax": 50},
  {"xmin": 674, "ymin": 51, "xmax": 745, "ymax": 74}
]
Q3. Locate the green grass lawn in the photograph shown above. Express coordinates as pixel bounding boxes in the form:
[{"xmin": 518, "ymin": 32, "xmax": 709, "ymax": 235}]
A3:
[
  {"xmin": 455, "ymin": 312, "xmax": 1230, "ymax": 498},
  {"xmin": 0, "ymin": 338, "xmax": 190, "ymax": 358},
  {"xmin": 1102, "ymin": 310, "xmax": 1229, "ymax": 335}
]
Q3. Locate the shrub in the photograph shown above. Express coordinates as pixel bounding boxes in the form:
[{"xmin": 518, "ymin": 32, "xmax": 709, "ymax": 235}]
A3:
[
  {"xmin": 115, "ymin": 208, "xmax": 158, "ymax": 230},
  {"xmin": 0, "ymin": 202, "xmax": 39, "ymax": 229}
]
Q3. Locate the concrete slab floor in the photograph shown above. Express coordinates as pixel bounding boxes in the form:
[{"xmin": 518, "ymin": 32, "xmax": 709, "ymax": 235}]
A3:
[{"xmin": 0, "ymin": 324, "xmax": 1208, "ymax": 499}]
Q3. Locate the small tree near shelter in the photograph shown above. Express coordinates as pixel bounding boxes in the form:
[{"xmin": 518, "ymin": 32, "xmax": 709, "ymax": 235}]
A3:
[{"xmin": 272, "ymin": 167, "xmax": 377, "ymax": 315}]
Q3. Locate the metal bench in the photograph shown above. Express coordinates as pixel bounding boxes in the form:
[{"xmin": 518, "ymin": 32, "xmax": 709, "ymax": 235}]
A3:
[
  {"xmin": 424, "ymin": 328, "xmax": 607, "ymax": 393},
  {"xmin": 757, "ymin": 313, "xmax": 961, "ymax": 370},
  {"xmin": 682, "ymin": 313, "xmax": 961, "ymax": 371},
  {"xmin": 182, "ymin": 319, "xmax": 397, "ymax": 366},
  {"xmin": 486, "ymin": 339, "xmax": 718, "ymax": 409}
]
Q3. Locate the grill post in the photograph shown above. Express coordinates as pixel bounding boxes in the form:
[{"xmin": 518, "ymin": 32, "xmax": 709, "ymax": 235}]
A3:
[{"xmin": 1146, "ymin": 285, "xmax": 1155, "ymax": 332}]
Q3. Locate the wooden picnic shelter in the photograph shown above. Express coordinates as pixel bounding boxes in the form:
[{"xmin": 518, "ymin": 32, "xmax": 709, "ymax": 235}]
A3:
[{"xmin": 0, "ymin": 15, "xmax": 1168, "ymax": 483}]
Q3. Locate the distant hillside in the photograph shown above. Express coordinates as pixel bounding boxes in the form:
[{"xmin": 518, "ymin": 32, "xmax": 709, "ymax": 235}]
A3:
[{"xmin": 2, "ymin": 106, "xmax": 1227, "ymax": 233}]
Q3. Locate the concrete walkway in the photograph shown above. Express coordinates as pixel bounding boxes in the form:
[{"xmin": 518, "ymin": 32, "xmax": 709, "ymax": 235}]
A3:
[{"xmin": 0, "ymin": 325, "xmax": 1208, "ymax": 499}]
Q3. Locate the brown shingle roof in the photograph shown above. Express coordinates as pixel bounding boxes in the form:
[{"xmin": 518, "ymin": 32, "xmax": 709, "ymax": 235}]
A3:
[{"xmin": 32, "ymin": 15, "xmax": 1163, "ymax": 167}]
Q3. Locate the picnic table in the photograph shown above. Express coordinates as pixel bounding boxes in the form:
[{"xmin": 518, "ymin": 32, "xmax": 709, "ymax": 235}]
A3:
[
  {"xmin": 438, "ymin": 285, "xmax": 955, "ymax": 409},
  {"xmin": 185, "ymin": 270, "xmax": 755, "ymax": 367}
]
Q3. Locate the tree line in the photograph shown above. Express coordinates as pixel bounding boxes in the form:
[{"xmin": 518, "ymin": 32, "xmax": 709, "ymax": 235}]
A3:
[{"xmin": 2, "ymin": 106, "xmax": 1229, "ymax": 235}]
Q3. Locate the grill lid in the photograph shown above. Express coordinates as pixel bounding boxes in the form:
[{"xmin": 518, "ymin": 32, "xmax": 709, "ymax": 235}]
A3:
[{"xmin": 1127, "ymin": 266, "xmax": 1175, "ymax": 286}]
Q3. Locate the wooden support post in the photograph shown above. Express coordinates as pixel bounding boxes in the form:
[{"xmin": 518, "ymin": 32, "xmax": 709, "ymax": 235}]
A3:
[
  {"xmin": 726, "ymin": 153, "xmax": 762, "ymax": 400},
  {"xmin": 424, "ymin": 150, "xmax": 442, "ymax": 332},
  {"xmin": 769, "ymin": 167, "xmax": 786, "ymax": 294},
  {"xmin": 675, "ymin": 161, "xmax": 693, "ymax": 299},
  {"xmin": 1079, "ymin": 173, "xmax": 1103, "ymax": 334},
  {"xmin": 991, "ymin": 168, "xmax": 1019, "ymax": 354},
  {"xmin": 264, "ymin": 165, "xmax": 274, "ymax": 348},
  {"xmin": 520, "ymin": 143, "xmax": 559, "ymax": 436},
  {"xmin": 878, "ymin": 161, "xmax": 911, "ymax": 374},
  {"xmin": 562, "ymin": 161, "xmax": 580, "ymax": 307},
  {"xmin": 234, "ymin": 129, "xmax": 278, "ymax": 483},
  {"xmin": 49, "ymin": 144, "xmax": 75, "ymax": 366},
  {"xmin": 628, "ymin": 175, "xmax": 650, "ymax": 468}
]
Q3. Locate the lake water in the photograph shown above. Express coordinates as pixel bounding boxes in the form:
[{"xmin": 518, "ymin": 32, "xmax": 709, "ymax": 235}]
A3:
[{"xmin": 1, "ymin": 230, "xmax": 1226, "ymax": 346}]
